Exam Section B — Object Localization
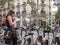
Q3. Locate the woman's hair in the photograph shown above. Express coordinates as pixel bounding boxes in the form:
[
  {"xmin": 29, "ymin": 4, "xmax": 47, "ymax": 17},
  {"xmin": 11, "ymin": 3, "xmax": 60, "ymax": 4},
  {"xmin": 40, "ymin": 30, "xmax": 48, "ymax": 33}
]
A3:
[{"xmin": 7, "ymin": 10, "xmax": 15, "ymax": 16}]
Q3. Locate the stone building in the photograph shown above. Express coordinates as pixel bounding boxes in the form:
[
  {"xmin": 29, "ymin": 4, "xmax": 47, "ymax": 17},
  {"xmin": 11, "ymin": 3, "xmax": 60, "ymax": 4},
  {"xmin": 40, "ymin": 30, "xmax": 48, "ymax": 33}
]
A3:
[{"xmin": 0, "ymin": 0, "xmax": 51, "ymax": 27}]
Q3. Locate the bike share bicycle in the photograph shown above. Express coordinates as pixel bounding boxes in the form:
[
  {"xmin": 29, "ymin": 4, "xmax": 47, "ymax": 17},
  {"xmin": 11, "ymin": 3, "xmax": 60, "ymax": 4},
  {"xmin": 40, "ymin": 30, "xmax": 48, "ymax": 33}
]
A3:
[
  {"xmin": 51, "ymin": 26, "xmax": 60, "ymax": 45},
  {"xmin": 20, "ymin": 25, "xmax": 35, "ymax": 45},
  {"xmin": 12, "ymin": 24, "xmax": 51, "ymax": 45},
  {"xmin": 3, "ymin": 26, "xmax": 19, "ymax": 45},
  {"xmin": 34, "ymin": 26, "xmax": 50, "ymax": 45}
]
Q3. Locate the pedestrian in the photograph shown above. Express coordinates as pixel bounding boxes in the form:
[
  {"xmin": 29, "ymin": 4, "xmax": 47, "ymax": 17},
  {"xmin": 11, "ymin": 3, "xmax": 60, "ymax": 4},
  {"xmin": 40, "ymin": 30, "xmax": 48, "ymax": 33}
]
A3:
[{"xmin": 4, "ymin": 10, "xmax": 17, "ymax": 45}]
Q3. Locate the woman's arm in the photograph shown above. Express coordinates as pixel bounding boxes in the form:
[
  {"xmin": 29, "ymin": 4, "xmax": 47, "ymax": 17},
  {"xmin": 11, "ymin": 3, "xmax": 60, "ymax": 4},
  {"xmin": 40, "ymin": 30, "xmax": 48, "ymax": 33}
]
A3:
[{"xmin": 7, "ymin": 15, "xmax": 16, "ymax": 26}]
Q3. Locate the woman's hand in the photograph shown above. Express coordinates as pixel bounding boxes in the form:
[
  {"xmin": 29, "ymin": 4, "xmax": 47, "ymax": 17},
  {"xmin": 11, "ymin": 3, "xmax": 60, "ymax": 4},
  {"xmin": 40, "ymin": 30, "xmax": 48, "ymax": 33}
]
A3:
[
  {"xmin": 7, "ymin": 16, "xmax": 16, "ymax": 26},
  {"xmin": 14, "ymin": 17, "xmax": 16, "ymax": 22},
  {"xmin": 14, "ymin": 17, "xmax": 20, "ymax": 22}
]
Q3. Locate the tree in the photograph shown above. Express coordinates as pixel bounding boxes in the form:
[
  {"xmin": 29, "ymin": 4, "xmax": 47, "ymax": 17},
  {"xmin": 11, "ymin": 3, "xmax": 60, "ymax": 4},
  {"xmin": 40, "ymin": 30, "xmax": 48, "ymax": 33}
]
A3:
[
  {"xmin": 0, "ymin": 0, "xmax": 15, "ymax": 25},
  {"xmin": 0, "ymin": 0, "xmax": 5, "ymax": 7},
  {"xmin": 55, "ymin": 11, "xmax": 59, "ymax": 20},
  {"xmin": 27, "ymin": 0, "xmax": 31, "ymax": 4},
  {"xmin": 42, "ymin": 24, "xmax": 51, "ymax": 31},
  {"xmin": 41, "ymin": 0, "xmax": 45, "ymax": 3},
  {"xmin": 5, "ymin": 0, "xmax": 15, "ymax": 9},
  {"xmin": 0, "ymin": 0, "xmax": 15, "ymax": 9}
]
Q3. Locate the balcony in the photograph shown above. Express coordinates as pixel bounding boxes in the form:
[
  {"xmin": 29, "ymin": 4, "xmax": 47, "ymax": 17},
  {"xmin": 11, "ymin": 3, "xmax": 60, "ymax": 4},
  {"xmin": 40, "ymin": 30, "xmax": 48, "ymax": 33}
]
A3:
[
  {"xmin": 40, "ymin": 13, "xmax": 46, "ymax": 17},
  {"xmin": 22, "ymin": 2, "xmax": 26, "ymax": 7},
  {"xmin": 40, "ymin": 3, "xmax": 46, "ymax": 7}
]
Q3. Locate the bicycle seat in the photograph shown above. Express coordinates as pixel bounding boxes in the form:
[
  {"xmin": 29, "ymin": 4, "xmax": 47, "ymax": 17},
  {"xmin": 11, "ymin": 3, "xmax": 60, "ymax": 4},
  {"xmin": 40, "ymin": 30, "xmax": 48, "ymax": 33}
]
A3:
[
  {"xmin": 3, "ymin": 27, "xmax": 20, "ymax": 30},
  {"xmin": 28, "ymin": 33, "xmax": 34, "ymax": 35},
  {"xmin": 25, "ymin": 35, "xmax": 28, "ymax": 37},
  {"xmin": 44, "ymin": 30, "xmax": 50, "ymax": 33},
  {"xmin": 14, "ymin": 27, "xmax": 19, "ymax": 30}
]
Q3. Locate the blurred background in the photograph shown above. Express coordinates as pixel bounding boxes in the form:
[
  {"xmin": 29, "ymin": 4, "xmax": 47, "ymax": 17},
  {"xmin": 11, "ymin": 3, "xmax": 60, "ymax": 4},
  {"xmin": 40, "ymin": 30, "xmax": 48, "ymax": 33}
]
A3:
[{"xmin": 0, "ymin": 0, "xmax": 60, "ymax": 45}]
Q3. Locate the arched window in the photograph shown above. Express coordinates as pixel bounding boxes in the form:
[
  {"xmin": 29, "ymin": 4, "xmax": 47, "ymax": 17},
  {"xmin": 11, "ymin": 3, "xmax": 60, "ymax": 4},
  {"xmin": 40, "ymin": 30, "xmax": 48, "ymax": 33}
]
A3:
[
  {"xmin": 16, "ymin": 11, "xmax": 20, "ymax": 15},
  {"xmin": 31, "ymin": 7, "xmax": 36, "ymax": 14},
  {"xmin": 41, "ymin": 7, "xmax": 45, "ymax": 14},
  {"xmin": 22, "ymin": 7, "xmax": 26, "ymax": 14}
]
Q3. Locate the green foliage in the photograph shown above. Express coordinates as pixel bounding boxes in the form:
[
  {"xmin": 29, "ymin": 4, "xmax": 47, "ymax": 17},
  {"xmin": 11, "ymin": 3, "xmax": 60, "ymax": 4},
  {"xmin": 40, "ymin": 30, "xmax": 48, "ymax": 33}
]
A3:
[
  {"xmin": 0, "ymin": 0, "xmax": 14, "ymax": 8},
  {"xmin": 42, "ymin": 24, "xmax": 51, "ymax": 30},
  {"xmin": 0, "ymin": 0, "xmax": 5, "ymax": 6},
  {"xmin": 27, "ymin": 0, "xmax": 36, "ymax": 6},
  {"xmin": 41, "ymin": 0, "xmax": 45, "ymax": 3},
  {"xmin": 27, "ymin": 0, "xmax": 31, "ymax": 4},
  {"xmin": 55, "ymin": 11, "xmax": 59, "ymax": 20}
]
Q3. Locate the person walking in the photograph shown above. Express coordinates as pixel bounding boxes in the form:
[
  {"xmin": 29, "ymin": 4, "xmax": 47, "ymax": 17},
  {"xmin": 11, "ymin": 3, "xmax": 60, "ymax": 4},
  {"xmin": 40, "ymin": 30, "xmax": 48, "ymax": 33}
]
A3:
[{"xmin": 4, "ymin": 10, "xmax": 17, "ymax": 45}]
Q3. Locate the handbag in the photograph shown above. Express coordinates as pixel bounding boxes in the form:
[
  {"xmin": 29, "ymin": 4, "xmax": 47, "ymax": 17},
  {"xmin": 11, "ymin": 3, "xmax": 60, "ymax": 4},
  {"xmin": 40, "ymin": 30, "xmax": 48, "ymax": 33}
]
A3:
[{"xmin": 3, "ymin": 31, "xmax": 12, "ymax": 39}]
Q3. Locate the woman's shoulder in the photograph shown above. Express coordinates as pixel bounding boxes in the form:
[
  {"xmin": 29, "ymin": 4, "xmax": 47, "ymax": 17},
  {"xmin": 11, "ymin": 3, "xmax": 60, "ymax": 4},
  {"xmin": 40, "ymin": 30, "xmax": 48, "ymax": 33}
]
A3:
[{"xmin": 6, "ymin": 15, "xmax": 12, "ymax": 20}]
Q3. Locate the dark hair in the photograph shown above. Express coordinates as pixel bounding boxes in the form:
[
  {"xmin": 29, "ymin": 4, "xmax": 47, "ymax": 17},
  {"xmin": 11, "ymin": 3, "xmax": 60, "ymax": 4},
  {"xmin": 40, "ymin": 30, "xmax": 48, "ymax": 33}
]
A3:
[{"xmin": 7, "ymin": 10, "xmax": 15, "ymax": 16}]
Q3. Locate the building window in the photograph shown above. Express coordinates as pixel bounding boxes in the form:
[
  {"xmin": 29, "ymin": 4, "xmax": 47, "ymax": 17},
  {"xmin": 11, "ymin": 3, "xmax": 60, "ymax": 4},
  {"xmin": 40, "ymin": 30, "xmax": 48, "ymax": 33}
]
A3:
[
  {"xmin": 31, "ymin": 7, "xmax": 36, "ymax": 14},
  {"xmin": 23, "ymin": 21, "xmax": 27, "ymax": 26},
  {"xmin": 22, "ymin": 7, "xmax": 26, "ymax": 14},
  {"xmin": 3, "ymin": 14, "xmax": 6, "ymax": 16},
  {"xmin": 0, "ymin": 14, "xmax": 1, "ymax": 16},
  {"xmin": 41, "ymin": 21, "xmax": 46, "ymax": 27},
  {"xmin": 16, "ymin": 11, "xmax": 20, "ymax": 15},
  {"xmin": 41, "ymin": 7, "xmax": 45, "ymax": 14}
]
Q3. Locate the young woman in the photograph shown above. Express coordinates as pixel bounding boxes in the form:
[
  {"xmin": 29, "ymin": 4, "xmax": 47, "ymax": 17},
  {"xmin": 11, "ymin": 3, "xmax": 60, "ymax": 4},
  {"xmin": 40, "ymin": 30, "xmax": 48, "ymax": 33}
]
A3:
[{"xmin": 5, "ymin": 10, "xmax": 17, "ymax": 45}]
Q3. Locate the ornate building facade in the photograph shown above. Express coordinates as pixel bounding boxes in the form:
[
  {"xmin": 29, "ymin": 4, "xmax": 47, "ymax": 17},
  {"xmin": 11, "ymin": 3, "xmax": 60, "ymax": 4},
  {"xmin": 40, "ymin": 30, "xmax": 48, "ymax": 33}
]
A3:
[{"xmin": 0, "ymin": 0, "xmax": 51, "ymax": 27}]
